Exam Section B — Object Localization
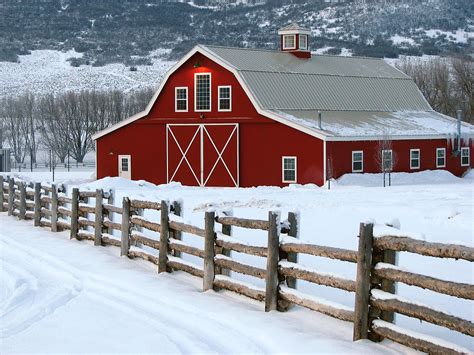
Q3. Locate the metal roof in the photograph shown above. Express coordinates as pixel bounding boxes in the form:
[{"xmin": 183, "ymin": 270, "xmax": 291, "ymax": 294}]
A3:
[
  {"xmin": 269, "ymin": 110, "xmax": 474, "ymax": 138},
  {"xmin": 202, "ymin": 45, "xmax": 431, "ymax": 112}
]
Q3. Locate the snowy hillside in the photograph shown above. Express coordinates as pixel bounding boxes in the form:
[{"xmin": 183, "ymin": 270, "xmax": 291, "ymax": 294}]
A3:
[
  {"xmin": 0, "ymin": 50, "xmax": 174, "ymax": 98},
  {"xmin": 2, "ymin": 170, "xmax": 473, "ymax": 352}
]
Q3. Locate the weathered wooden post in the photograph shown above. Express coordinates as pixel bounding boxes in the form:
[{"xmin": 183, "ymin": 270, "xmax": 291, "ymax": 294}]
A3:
[
  {"xmin": 94, "ymin": 189, "xmax": 103, "ymax": 246},
  {"xmin": 8, "ymin": 177, "xmax": 14, "ymax": 216},
  {"xmin": 106, "ymin": 189, "xmax": 114, "ymax": 235},
  {"xmin": 158, "ymin": 200, "xmax": 170, "ymax": 273},
  {"xmin": 265, "ymin": 211, "xmax": 280, "ymax": 312},
  {"xmin": 215, "ymin": 209, "xmax": 232, "ymax": 277},
  {"xmin": 286, "ymin": 211, "xmax": 299, "ymax": 289},
  {"xmin": 0, "ymin": 176, "xmax": 4, "ymax": 212},
  {"xmin": 19, "ymin": 181, "xmax": 26, "ymax": 220},
  {"xmin": 171, "ymin": 200, "xmax": 183, "ymax": 257},
  {"xmin": 203, "ymin": 210, "xmax": 216, "ymax": 291},
  {"xmin": 353, "ymin": 222, "xmax": 374, "ymax": 341},
  {"xmin": 51, "ymin": 184, "xmax": 58, "ymax": 232},
  {"xmin": 121, "ymin": 197, "xmax": 131, "ymax": 256},
  {"xmin": 70, "ymin": 188, "xmax": 79, "ymax": 239},
  {"xmin": 34, "ymin": 182, "xmax": 41, "ymax": 226}
]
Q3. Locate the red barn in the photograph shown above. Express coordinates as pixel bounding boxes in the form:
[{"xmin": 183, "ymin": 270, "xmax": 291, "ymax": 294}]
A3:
[{"xmin": 93, "ymin": 24, "xmax": 474, "ymax": 187}]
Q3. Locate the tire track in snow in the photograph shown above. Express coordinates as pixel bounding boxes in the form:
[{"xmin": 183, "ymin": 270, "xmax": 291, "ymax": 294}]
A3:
[{"xmin": 0, "ymin": 235, "xmax": 269, "ymax": 353}]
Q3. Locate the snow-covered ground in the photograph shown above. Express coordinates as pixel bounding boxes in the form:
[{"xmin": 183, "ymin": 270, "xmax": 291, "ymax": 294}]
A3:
[
  {"xmin": 0, "ymin": 49, "xmax": 174, "ymax": 98},
  {"xmin": 1, "ymin": 170, "xmax": 473, "ymax": 352}
]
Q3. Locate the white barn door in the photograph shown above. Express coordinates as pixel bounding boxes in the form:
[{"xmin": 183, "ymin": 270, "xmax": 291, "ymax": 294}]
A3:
[{"xmin": 118, "ymin": 155, "xmax": 131, "ymax": 179}]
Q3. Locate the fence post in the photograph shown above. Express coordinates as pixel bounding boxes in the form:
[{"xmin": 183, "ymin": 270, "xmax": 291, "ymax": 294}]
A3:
[
  {"xmin": 106, "ymin": 189, "xmax": 114, "ymax": 235},
  {"xmin": 203, "ymin": 210, "xmax": 216, "ymax": 291},
  {"xmin": 51, "ymin": 184, "xmax": 58, "ymax": 232},
  {"xmin": 19, "ymin": 181, "xmax": 26, "ymax": 220},
  {"xmin": 34, "ymin": 183, "xmax": 41, "ymax": 226},
  {"xmin": 158, "ymin": 200, "xmax": 170, "ymax": 273},
  {"xmin": 286, "ymin": 211, "xmax": 299, "ymax": 288},
  {"xmin": 121, "ymin": 197, "xmax": 131, "ymax": 256},
  {"xmin": 380, "ymin": 250, "xmax": 396, "ymax": 323},
  {"xmin": 265, "ymin": 211, "xmax": 280, "ymax": 312},
  {"xmin": 353, "ymin": 222, "xmax": 374, "ymax": 341},
  {"xmin": 8, "ymin": 177, "xmax": 14, "ymax": 216},
  {"xmin": 215, "ymin": 209, "xmax": 232, "ymax": 277},
  {"xmin": 70, "ymin": 188, "xmax": 79, "ymax": 239},
  {"xmin": 94, "ymin": 189, "xmax": 103, "ymax": 246},
  {"xmin": 0, "ymin": 176, "xmax": 4, "ymax": 212},
  {"xmin": 171, "ymin": 200, "xmax": 183, "ymax": 257}
]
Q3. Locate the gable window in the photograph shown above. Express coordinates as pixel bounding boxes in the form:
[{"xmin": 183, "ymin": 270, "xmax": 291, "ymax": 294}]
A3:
[
  {"xmin": 461, "ymin": 147, "xmax": 470, "ymax": 166},
  {"xmin": 283, "ymin": 35, "xmax": 296, "ymax": 50},
  {"xmin": 282, "ymin": 156, "xmax": 297, "ymax": 183},
  {"xmin": 299, "ymin": 34, "xmax": 308, "ymax": 50},
  {"xmin": 352, "ymin": 151, "xmax": 363, "ymax": 173},
  {"xmin": 382, "ymin": 150, "xmax": 393, "ymax": 171},
  {"xmin": 436, "ymin": 148, "xmax": 446, "ymax": 168},
  {"xmin": 195, "ymin": 73, "xmax": 211, "ymax": 112},
  {"xmin": 218, "ymin": 86, "xmax": 232, "ymax": 112},
  {"xmin": 410, "ymin": 149, "xmax": 420, "ymax": 169},
  {"xmin": 175, "ymin": 87, "xmax": 188, "ymax": 112}
]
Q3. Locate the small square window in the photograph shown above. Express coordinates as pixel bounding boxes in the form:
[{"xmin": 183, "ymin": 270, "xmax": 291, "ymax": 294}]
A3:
[
  {"xmin": 283, "ymin": 35, "xmax": 296, "ymax": 50},
  {"xmin": 410, "ymin": 149, "xmax": 420, "ymax": 169},
  {"xmin": 175, "ymin": 87, "xmax": 188, "ymax": 112},
  {"xmin": 282, "ymin": 156, "xmax": 297, "ymax": 183},
  {"xmin": 436, "ymin": 148, "xmax": 446, "ymax": 168},
  {"xmin": 218, "ymin": 86, "xmax": 232, "ymax": 112},
  {"xmin": 299, "ymin": 35, "xmax": 308, "ymax": 50},
  {"xmin": 352, "ymin": 151, "xmax": 363, "ymax": 173},
  {"xmin": 461, "ymin": 147, "xmax": 470, "ymax": 167}
]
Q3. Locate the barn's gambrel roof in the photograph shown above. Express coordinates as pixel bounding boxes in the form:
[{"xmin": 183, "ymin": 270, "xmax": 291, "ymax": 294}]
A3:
[{"xmin": 93, "ymin": 45, "xmax": 474, "ymax": 141}]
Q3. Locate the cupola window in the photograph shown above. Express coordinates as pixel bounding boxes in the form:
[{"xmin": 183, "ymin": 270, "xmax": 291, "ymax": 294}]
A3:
[{"xmin": 283, "ymin": 35, "xmax": 296, "ymax": 50}]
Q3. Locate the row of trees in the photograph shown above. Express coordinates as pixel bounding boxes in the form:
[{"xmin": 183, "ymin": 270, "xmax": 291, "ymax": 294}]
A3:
[
  {"xmin": 0, "ymin": 88, "xmax": 154, "ymax": 164},
  {"xmin": 396, "ymin": 57, "xmax": 473, "ymax": 123}
]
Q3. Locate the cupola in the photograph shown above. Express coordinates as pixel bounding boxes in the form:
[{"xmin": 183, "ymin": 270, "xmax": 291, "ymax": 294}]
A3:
[{"xmin": 278, "ymin": 23, "xmax": 311, "ymax": 59}]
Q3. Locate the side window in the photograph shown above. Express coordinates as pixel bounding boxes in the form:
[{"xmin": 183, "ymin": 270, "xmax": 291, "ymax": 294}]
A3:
[
  {"xmin": 282, "ymin": 156, "xmax": 297, "ymax": 183},
  {"xmin": 352, "ymin": 151, "xmax": 363, "ymax": 173},
  {"xmin": 283, "ymin": 35, "xmax": 296, "ymax": 50},
  {"xmin": 436, "ymin": 148, "xmax": 446, "ymax": 168},
  {"xmin": 461, "ymin": 147, "xmax": 470, "ymax": 166},
  {"xmin": 218, "ymin": 86, "xmax": 232, "ymax": 112},
  {"xmin": 195, "ymin": 73, "xmax": 211, "ymax": 112},
  {"xmin": 299, "ymin": 34, "xmax": 308, "ymax": 50},
  {"xmin": 410, "ymin": 149, "xmax": 420, "ymax": 169},
  {"xmin": 175, "ymin": 87, "xmax": 188, "ymax": 112}
]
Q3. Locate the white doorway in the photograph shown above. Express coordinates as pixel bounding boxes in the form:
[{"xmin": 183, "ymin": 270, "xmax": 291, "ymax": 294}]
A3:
[{"xmin": 118, "ymin": 155, "xmax": 131, "ymax": 179}]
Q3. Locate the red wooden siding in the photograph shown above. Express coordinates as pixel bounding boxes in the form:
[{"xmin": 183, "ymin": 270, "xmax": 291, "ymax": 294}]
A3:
[
  {"xmin": 327, "ymin": 139, "xmax": 473, "ymax": 179},
  {"xmin": 96, "ymin": 52, "xmax": 325, "ymax": 187}
]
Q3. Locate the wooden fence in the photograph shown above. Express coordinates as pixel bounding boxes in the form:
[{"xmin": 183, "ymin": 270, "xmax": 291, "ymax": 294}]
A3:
[{"xmin": 1, "ymin": 175, "xmax": 473, "ymax": 354}]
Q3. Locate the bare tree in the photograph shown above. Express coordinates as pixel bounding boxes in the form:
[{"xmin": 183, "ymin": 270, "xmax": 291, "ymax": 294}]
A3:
[
  {"xmin": 1, "ymin": 97, "xmax": 27, "ymax": 164},
  {"xmin": 452, "ymin": 58, "xmax": 473, "ymax": 123}
]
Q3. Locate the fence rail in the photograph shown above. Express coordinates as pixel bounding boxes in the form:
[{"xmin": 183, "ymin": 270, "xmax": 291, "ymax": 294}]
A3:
[{"xmin": 1, "ymin": 174, "xmax": 473, "ymax": 355}]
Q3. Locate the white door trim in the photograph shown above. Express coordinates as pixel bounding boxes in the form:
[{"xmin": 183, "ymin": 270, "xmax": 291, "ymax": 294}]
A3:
[{"xmin": 118, "ymin": 155, "xmax": 131, "ymax": 179}]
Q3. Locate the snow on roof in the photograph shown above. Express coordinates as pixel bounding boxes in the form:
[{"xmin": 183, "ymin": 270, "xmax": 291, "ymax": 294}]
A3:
[{"xmin": 270, "ymin": 110, "xmax": 474, "ymax": 138}]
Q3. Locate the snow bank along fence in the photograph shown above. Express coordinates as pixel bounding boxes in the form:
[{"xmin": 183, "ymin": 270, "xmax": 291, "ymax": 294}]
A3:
[{"xmin": 1, "ymin": 175, "xmax": 473, "ymax": 354}]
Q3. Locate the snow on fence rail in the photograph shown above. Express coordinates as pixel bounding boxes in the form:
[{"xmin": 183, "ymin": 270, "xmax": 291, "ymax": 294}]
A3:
[{"xmin": 1, "ymin": 174, "xmax": 473, "ymax": 354}]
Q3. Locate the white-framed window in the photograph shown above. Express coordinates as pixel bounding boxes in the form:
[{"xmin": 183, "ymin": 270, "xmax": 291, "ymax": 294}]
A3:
[
  {"xmin": 283, "ymin": 35, "xmax": 296, "ymax": 50},
  {"xmin": 175, "ymin": 87, "xmax": 188, "ymax": 112},
  {"xmin": 382, "ymin": 150, "xmax": 393, "ymax": 171},
  {"xmin": 194, "ymin": 73, "xmax": 211, "ymax": 112},
  {"xmin": 352, "ymin": 151, "xmax": 363, "ymax": 173},
  {"xmin": 436, "ymin": 148, "xmax": 446, "ymax": 168},
  {"xmin": 218, "ymin": 86, "xmax": 232, "ymax": 112},
  {"xmin": 461, "ymin": 147, "xmax": 470, "ymax": 166},
  {"xmin": 282, "ymin": 156, "xmax": 297, "ymax": 183},
  {"xmin": 410, "ymin": 149, "xmax": 420, "ymax": 170},
  {"xmin": 299, "ymin": 34, "xmax": 308, "ymax": 50}
]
